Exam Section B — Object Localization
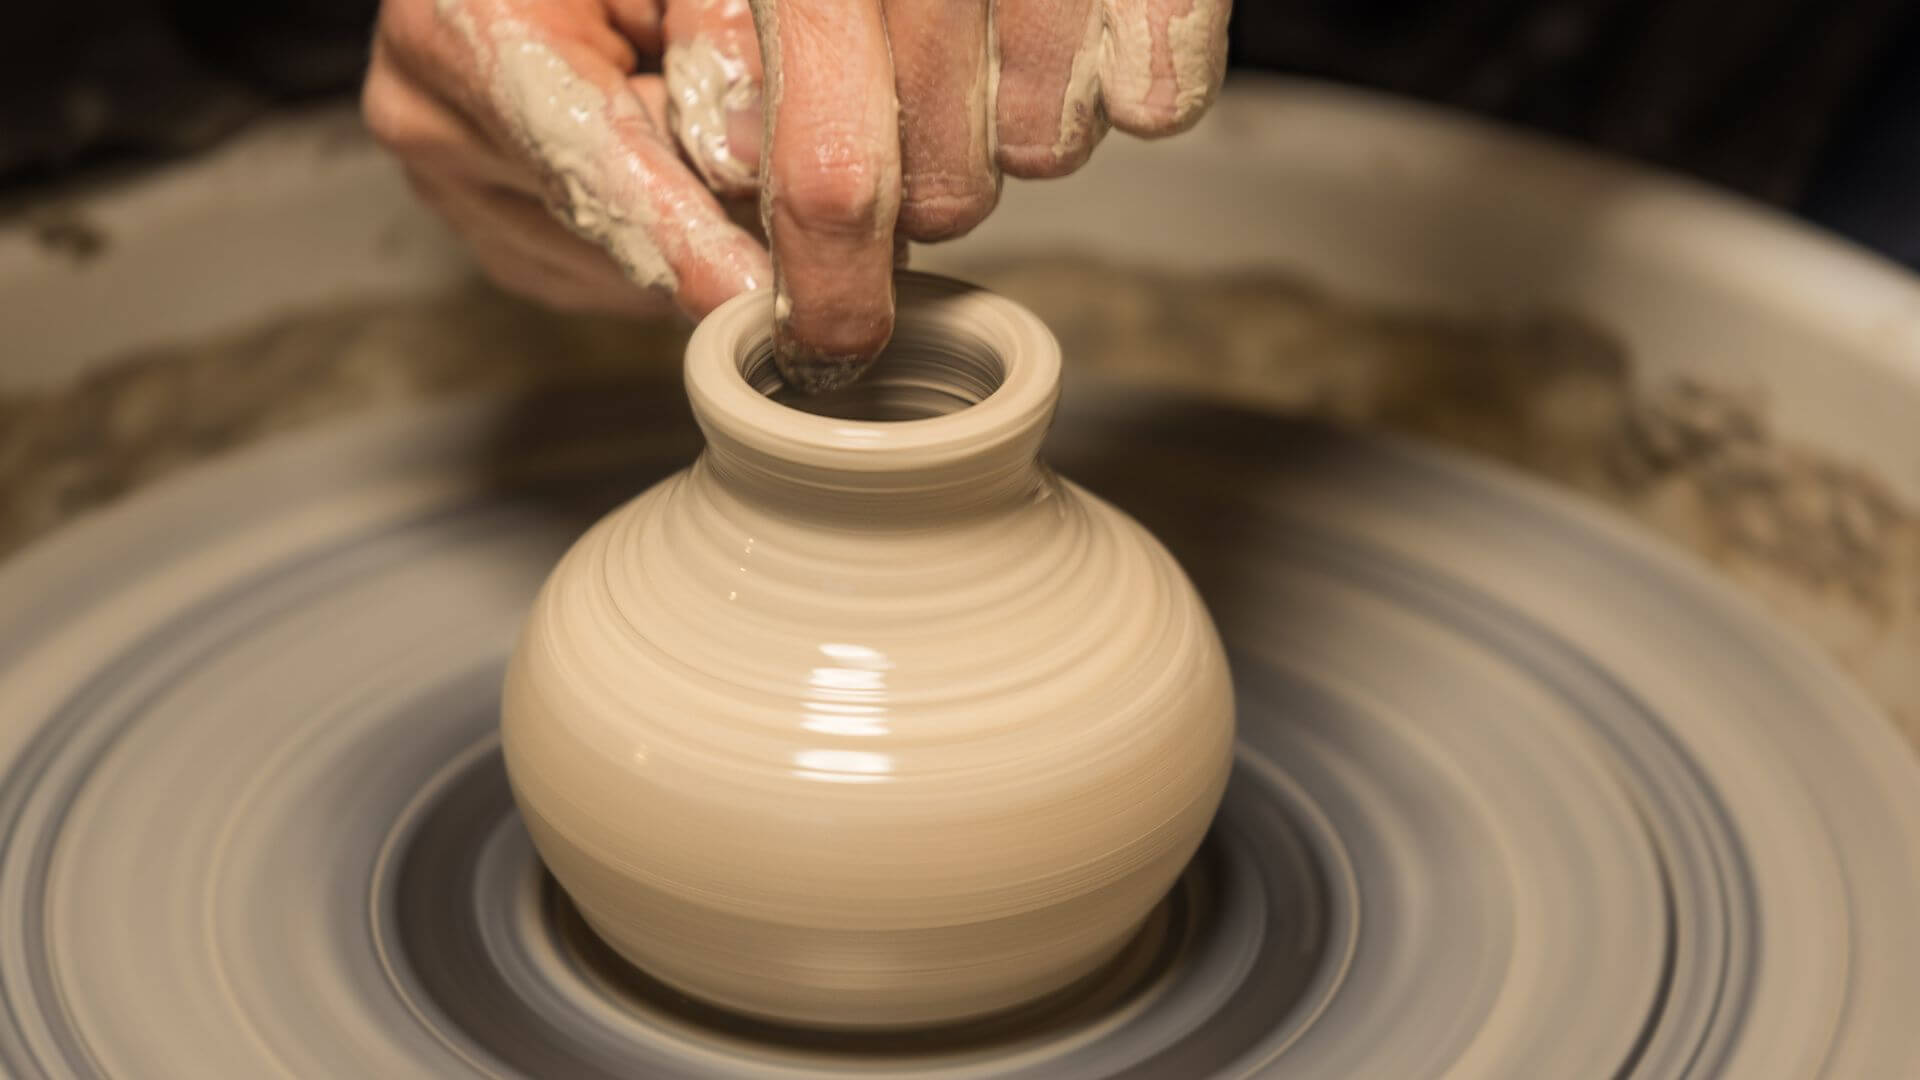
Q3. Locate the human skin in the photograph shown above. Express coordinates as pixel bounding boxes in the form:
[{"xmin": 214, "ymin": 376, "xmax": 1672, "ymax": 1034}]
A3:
[{"xmin": 361, "ymin": 0, "xmax": 1231, "ymax": 389}]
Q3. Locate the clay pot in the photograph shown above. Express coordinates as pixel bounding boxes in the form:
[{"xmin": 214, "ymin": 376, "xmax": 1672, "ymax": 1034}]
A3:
[{"xmin": 501, "ymin": 272, "xmax": 1235, "ymax": 1029}]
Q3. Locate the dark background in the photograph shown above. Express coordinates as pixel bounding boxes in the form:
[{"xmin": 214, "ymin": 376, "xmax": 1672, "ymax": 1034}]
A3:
[{"xmin": 6, "ymin": 0, "xmax": 1920, "ymax": 265}]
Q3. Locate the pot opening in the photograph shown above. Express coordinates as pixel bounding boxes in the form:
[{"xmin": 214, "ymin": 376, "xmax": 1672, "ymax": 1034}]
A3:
[{"xmin": 740, "ymin": 334, "xmax": 1007, "ymax": 422}]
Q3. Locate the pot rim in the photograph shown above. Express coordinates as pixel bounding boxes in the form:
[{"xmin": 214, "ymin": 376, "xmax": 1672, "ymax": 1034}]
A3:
[{"xmin": 684, "ymin": 271, "xmax": 1063, "ymax": 475}]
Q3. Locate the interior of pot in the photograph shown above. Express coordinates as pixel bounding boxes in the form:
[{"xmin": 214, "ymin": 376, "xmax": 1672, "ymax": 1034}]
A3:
[{"xmin": 742, "ymin": 328, "xmax": 1006, "ymax": 422}]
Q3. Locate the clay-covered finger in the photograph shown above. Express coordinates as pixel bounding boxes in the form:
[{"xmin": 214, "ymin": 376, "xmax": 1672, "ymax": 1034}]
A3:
[
  {"xmin": 403, "ymin": 166, "xmax": 664, "ymax": 314},
  {"xmin": 882, "ymin": 0, "xmax": 999, "ymax": 241},
  {"xmin": 363, "ymin": 40, "xmax": 539, "ymax": 194},
  {"xmin": 412, "ymin": 0, "xmax": 770, "ymax": 317},
  {"xmin": 663, "ymin": 0, "xmax": 764, "ymax": 197},
  {"xmin": 1098, "ymin": 0, "xmax": 1230, "ymax": 136},
  {"xmin": 751, "ymin": 0, "xmax": 901, "ymax": 390},
  {"xmin": 994, "ymin": 0, "xmax": 1105, "ymax": 178}
]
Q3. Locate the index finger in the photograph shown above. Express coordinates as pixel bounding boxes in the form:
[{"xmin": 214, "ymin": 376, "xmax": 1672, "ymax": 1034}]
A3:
[{"xmin": 751, "ymin": 0, "xmax": 902, "ymax": 392}]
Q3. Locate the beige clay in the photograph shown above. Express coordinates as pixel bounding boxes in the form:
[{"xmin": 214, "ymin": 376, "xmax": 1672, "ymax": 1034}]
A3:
[{"xmin": 500, "ymin": 272, "xmax": 1237, "ymax": 1028}]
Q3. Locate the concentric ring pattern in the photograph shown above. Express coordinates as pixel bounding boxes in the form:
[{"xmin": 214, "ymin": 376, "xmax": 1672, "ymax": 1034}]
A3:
[{"xmin": 1, "ymin": 385, "xmax": 1917, "ymax": 1078}]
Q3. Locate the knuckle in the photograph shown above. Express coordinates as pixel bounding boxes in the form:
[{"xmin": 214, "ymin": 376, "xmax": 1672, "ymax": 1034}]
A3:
[
  {"xmin": 781, "ymin": 174, "xmax": 883, "ymax": 235},
  {"xmin": 778, "ymin": 136, "xmax": 894, "ymax": 234},
  {"xmin": 359, "ymin": 79, "xmax": 417, "ymax": 151}
]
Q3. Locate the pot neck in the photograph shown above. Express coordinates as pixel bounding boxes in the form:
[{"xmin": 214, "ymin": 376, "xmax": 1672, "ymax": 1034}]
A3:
[{"xmin": 684, "ymin": 273, "xmax": 1063, "ymax": 522}]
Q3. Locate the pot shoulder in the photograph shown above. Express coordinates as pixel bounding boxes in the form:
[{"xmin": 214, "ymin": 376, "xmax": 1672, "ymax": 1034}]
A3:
[{"xmin": 501, "ymin": 461, "xmax": 1236, "ymax": 910}]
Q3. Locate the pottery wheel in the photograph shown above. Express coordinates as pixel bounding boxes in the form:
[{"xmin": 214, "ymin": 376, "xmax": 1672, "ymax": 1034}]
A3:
[{"xmin": 2, "ymin": 384, "xmax": 1917, "ymax": 1079}]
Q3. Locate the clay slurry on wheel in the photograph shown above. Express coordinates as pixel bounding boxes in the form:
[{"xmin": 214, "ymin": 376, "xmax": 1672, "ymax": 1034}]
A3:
[{"xmin": 0, "ymin": 386, "xmax": 1916, "ymax": 1076}]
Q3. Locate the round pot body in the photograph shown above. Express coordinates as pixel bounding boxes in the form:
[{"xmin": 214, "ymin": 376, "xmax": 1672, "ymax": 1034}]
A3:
[{"xmin": 501, "ymin": 273, "xmax": 1235, "ymax": 1029}]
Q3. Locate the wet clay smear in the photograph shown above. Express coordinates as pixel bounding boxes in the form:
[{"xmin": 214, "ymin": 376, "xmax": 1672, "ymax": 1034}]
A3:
[{"xmin": 3, "ymin": 257, "xmax": 1915, "ymax": 740}]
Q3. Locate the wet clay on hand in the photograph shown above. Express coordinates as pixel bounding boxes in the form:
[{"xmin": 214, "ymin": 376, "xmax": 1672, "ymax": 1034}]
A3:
[
  {"xmin": 370, "ymin": 0, "xmax": 1228, "ymax": 382},
  {"xmin": 745, "ymin": 0, "xmax": 1232, "ymax": 391}
]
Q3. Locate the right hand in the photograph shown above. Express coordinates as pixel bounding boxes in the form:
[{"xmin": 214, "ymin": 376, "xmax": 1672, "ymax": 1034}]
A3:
[{"xmin": 362, "ymin": 0, "xmax": 1230, "ymax": 389}]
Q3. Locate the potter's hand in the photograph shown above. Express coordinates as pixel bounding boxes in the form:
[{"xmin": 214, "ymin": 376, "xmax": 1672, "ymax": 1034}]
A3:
[
  {"xmin": 754, "ymin": 0, "xmax": 1230, "ymax": 389},
  {"xmin": 363, "ymin": 0, "xmax": 1231, "ymax": 389},
  {"xmin": 363, "ymin": 0, "xmax": 771, "ymax": 319}
]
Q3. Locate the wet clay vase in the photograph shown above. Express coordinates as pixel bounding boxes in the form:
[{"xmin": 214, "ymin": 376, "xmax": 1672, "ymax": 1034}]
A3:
[{"xmin": 502, "ymin": 272, "xmax": 1236, "ymax": 1029}]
